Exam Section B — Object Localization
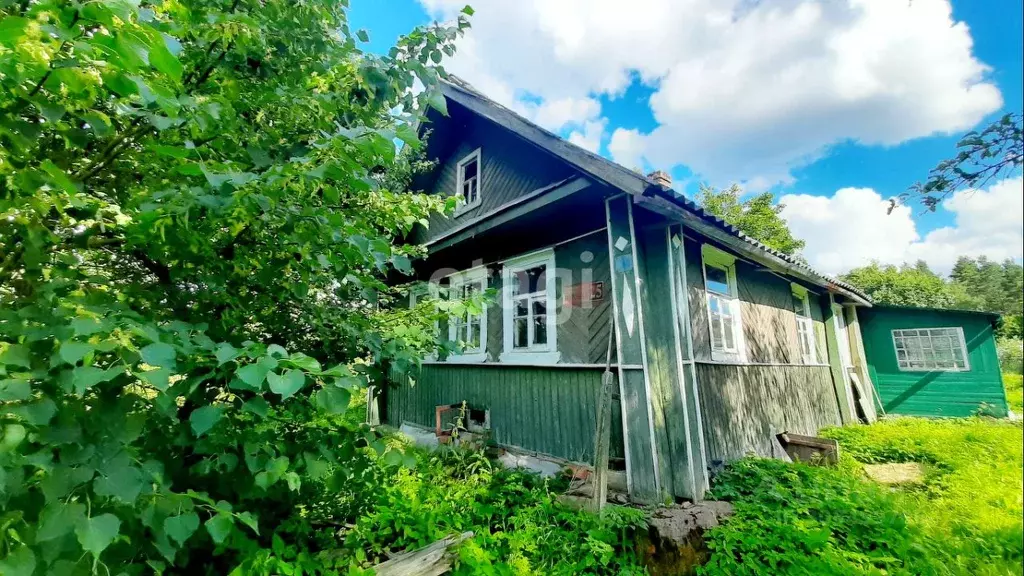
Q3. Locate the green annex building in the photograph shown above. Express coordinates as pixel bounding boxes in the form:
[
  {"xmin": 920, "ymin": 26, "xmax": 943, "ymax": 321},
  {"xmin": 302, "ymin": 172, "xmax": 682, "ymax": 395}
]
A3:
[{"xmin": 858, "ymin": 305, "xmax": 1008, "ymax": 418}]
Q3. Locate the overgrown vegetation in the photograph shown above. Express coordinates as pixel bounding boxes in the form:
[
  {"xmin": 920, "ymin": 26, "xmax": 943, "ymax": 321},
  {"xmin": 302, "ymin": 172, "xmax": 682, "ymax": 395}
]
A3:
[
  {"xmin": 1005, "ymin": 374, "xmax": 1024, "ymax": 413},
  {"xmin": 703, "ymin": 417, "xmax": 1023, "ymax": 576},
  {"xmin": 0, "ymin": 0, "xmax": 473, "ymax": 572}
]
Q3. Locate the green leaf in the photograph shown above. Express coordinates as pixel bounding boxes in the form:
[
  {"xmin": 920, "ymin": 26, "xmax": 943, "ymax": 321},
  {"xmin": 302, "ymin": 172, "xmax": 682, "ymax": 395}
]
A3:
[
  {"xmin": 215, "ymin": 343, "xmax": 240, "ymax": 365},
  {"xmin": 461, "ymin": 5, "xmax": 475, "ymax": 16},
  {"xmin": 94, "ymin": 463, "xmax": 145, "ymax": 504},
  {"xmin": 391, "ymin": 254, "xmax": 413, "ymax": 275},
  {"xmin": 267, "ymin": 369, "xmax": 305, "ymax": 400},
  {"xmin": 235, "ymin": 363, "xmax": 268, "ymax": 389},
  {"xmin": 0, "ymin": 379, "xmax": 30, "ymax": 402},
  {"xmin": 236, "ymin": 511, "xmax": 259, "ymax": 535},
  {"xmin": 40, "ymin": 160, "xmax": 79, "ymax": 192},
  {"xmin": 1, "ymin": 424, "xmax": 27, "ymax": 453},
  {"xmin": 37, "ymin": 502, "xmax": 87, "ymax": 542},
  {"xmin": 190, "ymin": 405, "xmax": 223, "ymax": 437},
  {"xmin": 0, "ymin": 17, "xmax": 30, "ymax": 45},
  {"xmin": 427, "ymin": 88, "xmax": 449, "ymax": 116},
  {"xmin": 75, "ymin": 514, "xmax": 121, "ymax": 557},
  {"xmin": 149, "ymin": 39, "xmax": 183, "ymax": 81},
  {"xmin": 59, "ymin": 341, "xmax": 95, "ymax": 366},
  {"xmin": 205, "ymin": 514, "xmax": 234, "ymax": 544},
  {"xmin": 242, "ymin": 397, "xmax": 269, "ymax": 418},
  {"xmin": 267, "ymin": 344, "xmax": 288, "ymax": 358},
  {"xmin": 0, "ymin": 344, "xmax": 32, "ymax": 368},
  {"xmin": 315, "ymin": 386, "xmax": 350, "ymax": 414},
  {"xmin": 356, "ymin": 29, "xmax": 369, "ymax": 43},
  {"xmin": 383, "ymin": 448, "xmax": 404, "ymax": 467},
  {"xmin": 141, "ymin": 342, "xmax": 176, "ymax": 368},
  {"xmin": 70, "ymin": 365, "xmax": 123, "ymax": 395},
  {"xmin": 164, "ymin": 512, "xmax": 200, "ymax": 547},
  {"xmin": 0, "ymin": 546, "xmax": 35, "ymax": 576},
  {"xmin": 138, "ymin": 368, "xmax": 170, "ymax": 391},
  {"xmin": 71, "ymin": 317, "xmax": 107, "ymax": 337},
  {"xmin": 284, "ymin": 353, "xmax": 321, "ymax": 373}
]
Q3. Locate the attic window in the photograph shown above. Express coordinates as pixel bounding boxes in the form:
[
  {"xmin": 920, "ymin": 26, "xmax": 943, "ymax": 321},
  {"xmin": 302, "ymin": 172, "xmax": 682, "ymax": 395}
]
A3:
[{"xmin": 456, "ymin": 148, "xmax": 482, "ymax": 212}]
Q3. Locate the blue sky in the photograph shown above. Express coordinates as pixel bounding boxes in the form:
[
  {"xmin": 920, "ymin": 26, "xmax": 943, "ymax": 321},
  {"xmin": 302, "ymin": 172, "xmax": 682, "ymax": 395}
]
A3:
[{"xmin": 351, "ymin": 0, "xmax": 1023, "ymax": 275}]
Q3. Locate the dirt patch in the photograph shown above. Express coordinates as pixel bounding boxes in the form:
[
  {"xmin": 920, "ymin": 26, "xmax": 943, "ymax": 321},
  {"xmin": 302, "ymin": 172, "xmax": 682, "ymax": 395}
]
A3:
[{"xmin": 863, "ymin": 462, "xmax": 926, "ymax": 485}]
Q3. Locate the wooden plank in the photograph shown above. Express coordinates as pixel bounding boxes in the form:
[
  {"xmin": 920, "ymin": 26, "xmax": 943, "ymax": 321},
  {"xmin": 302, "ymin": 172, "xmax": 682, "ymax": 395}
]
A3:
[
  {"xmin": 590, "ymin": 370, "xmax": 615, "ymax": 512},
  {"xmin": 372, "ymin": 532, "xmax": 474, "ymax": 576},
  {"xmin": 821, "ymin": 294, "xmax": 856, "ymax": 424}
]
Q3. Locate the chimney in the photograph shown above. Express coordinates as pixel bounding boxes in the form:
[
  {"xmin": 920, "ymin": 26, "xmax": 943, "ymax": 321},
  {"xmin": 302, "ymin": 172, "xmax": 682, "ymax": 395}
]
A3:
[{"xmin": 647, "ymin": 170, "xmax": 672, "ymax": 188}]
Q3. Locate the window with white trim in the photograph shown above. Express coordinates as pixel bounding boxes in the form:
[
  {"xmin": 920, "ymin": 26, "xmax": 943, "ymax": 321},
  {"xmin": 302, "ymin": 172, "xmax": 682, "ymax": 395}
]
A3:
[
  {"xmin": 892, "ymin": 327, "xmax": 969, "ymax": 372},
  {"xmin": 702, "ymin": 245, "xmax": 744, "ymax": 362},
  {"xmin": 447, "ymin": 268, "xmax": 487, "ymax": 362},
  {"xmin": 455, "ymin": 149, "xmax": 482, "ymax": 212},
  {"xmin": 501, "ymin": 250, "xmax": 559, "ymax": 364},
  {"xmin": 791, "ymin": 284, "xmax": 817, "ymax": 364}
]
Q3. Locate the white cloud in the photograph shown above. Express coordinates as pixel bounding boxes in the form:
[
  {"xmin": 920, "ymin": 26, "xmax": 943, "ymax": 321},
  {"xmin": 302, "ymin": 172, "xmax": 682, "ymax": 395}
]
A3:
[
  {"xmin": 567, "ymin": 119, "xmax": 606, "ymax": 153},
  {"xmin": 608, "ymin": 128, "xmax": 645, "ymax": 169},
  {"xmin": 421, "ymin": 0, "xmax": 1001, "ymax": 186},
  {"xmin": 780, "ymin": 176, "xmax": 1024, "ymax": 276}
]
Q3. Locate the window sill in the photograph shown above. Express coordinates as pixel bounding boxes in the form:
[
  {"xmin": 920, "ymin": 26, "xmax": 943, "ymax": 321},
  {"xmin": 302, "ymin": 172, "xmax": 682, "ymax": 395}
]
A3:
[
  {"xmin": 448, "ymin": 352, "xmax": 488, "ymax": 364},
  {"xmin": 499, "ymin": 351, "xmax": 561, "ymax": 366}
]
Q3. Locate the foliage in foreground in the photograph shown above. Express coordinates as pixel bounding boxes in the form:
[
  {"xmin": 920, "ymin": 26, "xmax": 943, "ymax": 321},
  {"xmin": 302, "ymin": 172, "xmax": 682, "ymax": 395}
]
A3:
[
  {"xmin": 703, "ymin": 417, "xmax": 1023, "ymax": 576},
  {"xmin": 1005, "ymin": 374, "xmax": 1024, "ymax": 413},
  {"xmin": 0, "ymin": 0, "xmax": 470, "ymax": 572},
  {"xmin": 822, "ymin": 416, "xmax": 1023, "ymax": 574},
  {"xmin": 335, "ymin": 447, "xmax": 649, "ymax": 576}
]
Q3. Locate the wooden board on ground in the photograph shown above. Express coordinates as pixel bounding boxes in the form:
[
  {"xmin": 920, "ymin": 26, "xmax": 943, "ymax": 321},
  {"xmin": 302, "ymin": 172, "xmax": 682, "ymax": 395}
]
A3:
[{"xmin": 372, "ymin": 532, "xmax": 473, "ymax": 576}]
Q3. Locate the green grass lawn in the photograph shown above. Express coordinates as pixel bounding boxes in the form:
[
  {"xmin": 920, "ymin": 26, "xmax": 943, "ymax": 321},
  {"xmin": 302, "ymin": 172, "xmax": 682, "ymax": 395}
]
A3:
[
  {"xmin": 703, "ymin": 417, "xmax": 1024, "ymax": 575},
  {"xmin": 1005, "ymin": 373, "xmax": 1023, "ymax": 413}
]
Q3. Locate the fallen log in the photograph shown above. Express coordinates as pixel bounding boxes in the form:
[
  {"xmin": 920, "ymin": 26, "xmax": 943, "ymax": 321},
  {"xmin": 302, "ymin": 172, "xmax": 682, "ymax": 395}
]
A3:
[{"xmin": 371, "ymin": 532, "xmax": 474, "ymax": 576}]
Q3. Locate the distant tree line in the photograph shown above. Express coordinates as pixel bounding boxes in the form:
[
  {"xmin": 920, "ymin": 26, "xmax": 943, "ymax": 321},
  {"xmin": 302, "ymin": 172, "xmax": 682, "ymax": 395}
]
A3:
[{"xmin": 841, "ymin": 258, "xmax": 1024, "ymax": 340}]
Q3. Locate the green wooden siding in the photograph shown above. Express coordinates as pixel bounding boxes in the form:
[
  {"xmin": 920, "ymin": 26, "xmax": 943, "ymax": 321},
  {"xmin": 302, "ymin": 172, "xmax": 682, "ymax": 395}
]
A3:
[
  {"xmin": 418, "ymin": 111, "xmax": 575, "ymax": 243},
  {"xmin": 386, "ymin": 365, "xmax": 625, "ymax": 463},
  {"xmin": 858, "ymin": 307, "xmax": 1007, "ymax": 418}
]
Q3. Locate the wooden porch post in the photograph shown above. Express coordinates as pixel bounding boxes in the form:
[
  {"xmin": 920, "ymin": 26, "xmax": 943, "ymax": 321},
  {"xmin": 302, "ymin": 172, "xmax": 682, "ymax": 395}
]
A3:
[
  {"xmin": 822, "ymin": 293, "xmax": 856, "ymax": 424},
  {"xmin": 605, "ymin": 194, "xmax": 660, "ymax": 503}
]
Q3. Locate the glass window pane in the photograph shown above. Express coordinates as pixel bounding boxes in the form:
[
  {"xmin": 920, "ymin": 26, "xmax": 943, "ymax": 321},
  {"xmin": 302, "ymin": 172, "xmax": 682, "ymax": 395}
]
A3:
[
  {"xmin": 706, "ymin": 264, "xmax": 730, "ymax": 296},
  {"xmin": 532, "ymin": 298, "xmax": 546, "ymax": 316},
  {"xmin": 463, "ymin": 158, "xmax": 477, "ymax": 180},
  {"xmin": 514, "ymin": 299, "xmax": 528, "ymax": 318},
  {"xmin": 723, "ymin": 317, "xmax": 736, "ymax": 350},
  {"xmin": 513, "ymin": 318, "xmax": 528, "ymax": 349},
  {"xmin": 792, "ymin": 294, "xmax": 807, "ymax": 317},
  {"xmin": 534, "ymin": 315, "xmax": 547, "ymax": 345}
]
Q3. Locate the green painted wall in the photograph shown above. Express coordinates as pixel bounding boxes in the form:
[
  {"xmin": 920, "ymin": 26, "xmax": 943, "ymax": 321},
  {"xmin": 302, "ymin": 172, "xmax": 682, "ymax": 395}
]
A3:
[
  {"xmin": 386, "ymin": 365, "xmax": 625, "ymax": 463},
  {"xmin": 859, "ymin": 306, "xmax": 1007, "ymax": 418}
]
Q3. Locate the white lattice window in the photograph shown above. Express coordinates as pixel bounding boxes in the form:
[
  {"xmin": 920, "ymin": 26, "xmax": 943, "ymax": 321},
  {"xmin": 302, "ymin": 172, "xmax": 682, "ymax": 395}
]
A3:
[
  {"xmin": 892, "ymin": 327, "xmax": 969, "ymax": 372},
  {"xmin": 792, "ymin": 285, "xmax": 817, "ymax": 364},
  {"xmin": 501, "ymin": 249, "xmax": 559, "ymax": 365},
  {"xmin": 702, "ymin": 245, "xmax": 744, "ymax": 362},
  {"xmin": 455, "ymin": 149, "xmax": 482, "ymax": 212},
  {"xmin": 447, "ymin": 268, "xmax": 487, "ymax": 362}
]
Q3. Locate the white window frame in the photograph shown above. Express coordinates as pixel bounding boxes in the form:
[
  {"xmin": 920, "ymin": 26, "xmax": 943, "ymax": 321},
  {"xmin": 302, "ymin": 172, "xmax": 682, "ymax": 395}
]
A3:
[
  {"xmin": 454, "ymin": 148, "xmax": 482, "ymax": 214},
  {"xmin": 891, "ymin": 327, "xmax": 970, "ymax": 372},
  {"xmin": 500, "ymin": 249, "xmax": 560, "ymax": 365},
  {"xmin": 701, "ymin": 245, "xmax": 745, "ymax": 362},
  {"xmin": 446, "ymin": 267, "xmax": 488, "ymax": 363},
  {"xmin": 791, "ymin": 284, "xmax": 817, "ymax": 364}
]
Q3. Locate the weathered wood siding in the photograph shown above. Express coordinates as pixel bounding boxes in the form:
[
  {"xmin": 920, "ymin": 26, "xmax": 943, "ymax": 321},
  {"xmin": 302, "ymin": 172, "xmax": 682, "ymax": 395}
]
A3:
[
  {"xmin": 696, "ymin": 364, "xmax": 841, "ymax": 464},
  {"xmin": 555, "ymin": 232, "xmax": 615, "ymax": 364},
  {"xmin": 683, "ymin": 236, "xmax": 827, "ymax": 363},
  {"xmin": 419, "ymin": 114, "xmax": 575, "ymax": 242},
  {"xmin": 386, "ymin": 365, "xmax": 626, "ymax": 463},
  {"xmin": 680, "ymin": 235, "xmax": 842, "ymax": 464}
]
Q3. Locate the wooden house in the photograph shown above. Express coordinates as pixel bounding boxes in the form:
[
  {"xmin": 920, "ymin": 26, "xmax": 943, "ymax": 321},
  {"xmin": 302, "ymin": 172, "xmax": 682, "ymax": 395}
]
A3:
[
  {"xmin": 858, "ymin": 305, "xmax": 1008, "ymax": 418},
  {"xmin": 380, "ymin": 78, "xmax": 877, "ymax": 503}
]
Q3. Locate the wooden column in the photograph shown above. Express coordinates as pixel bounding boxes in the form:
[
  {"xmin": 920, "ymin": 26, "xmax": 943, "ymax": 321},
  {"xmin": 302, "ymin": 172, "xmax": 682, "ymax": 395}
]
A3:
[
  {"xmin": 845, "ymin": 305, "xmax": 878, "ymax": 422},
  {"xmin": 605, "ymin": 195, "xmax": 660, "ymax": 503},
  {"xmin": 821, "ymin": 293, "xmax": 856, "ymax": 424}
]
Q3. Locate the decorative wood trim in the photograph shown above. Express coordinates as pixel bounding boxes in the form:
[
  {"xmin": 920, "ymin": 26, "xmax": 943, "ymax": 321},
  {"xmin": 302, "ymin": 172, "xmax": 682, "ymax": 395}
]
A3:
[
  {"xmin": 666, "ymin": 227, "xmax": 698, "ymax": 500},
  {"xmin": 674, "ymin": 224, "xmax": 709, "ymax": 498},
  {"xmin": 627, "ymin": 198, "xmax": 662, "ymax": 496},
  {"xmin": 605, "ymin": 196, "xmax": 634, "ymax": 495}
]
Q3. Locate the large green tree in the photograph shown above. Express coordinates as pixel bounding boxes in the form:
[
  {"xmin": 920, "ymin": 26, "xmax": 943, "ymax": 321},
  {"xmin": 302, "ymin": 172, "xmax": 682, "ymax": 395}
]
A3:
[
  {"xmin": 696, "ymin": 183, "xmax": 806, "ymax": 256},
  {"xmin": 0, "ymin": 0, "xmax": 468, "ymax": 572},
  {"xmin": 841, "ymin": 262, "xmax": 957, "ymax": 309}
]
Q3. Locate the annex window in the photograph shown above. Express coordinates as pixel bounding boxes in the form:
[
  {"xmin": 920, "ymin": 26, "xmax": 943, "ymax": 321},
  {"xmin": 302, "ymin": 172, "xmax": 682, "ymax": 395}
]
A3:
[
  {"xmin": 702, "ymin": 245, "xmax": 744, "ymax": 362},
  {"xmin": 455, "ymin": 149, "xmax": 482, "ymax": 212},
  {"xmin": 447, "ymin": 268, "xmax": 488, "ymax": 362},
  {"xmin": 791, "ymin": 284, "xmax": 817, "ymax": 364},
  {"xmin": 892, "ymin": 327, "xmax": 969, "ymax": 372},
  {"xmin": 501, "ymin": 249, "xmax": 559, "ymax": 364}
]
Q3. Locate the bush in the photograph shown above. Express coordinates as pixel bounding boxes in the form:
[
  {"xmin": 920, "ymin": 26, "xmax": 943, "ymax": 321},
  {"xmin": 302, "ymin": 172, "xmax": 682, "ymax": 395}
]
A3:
[
  {"xmin": 1006, "ymin": 374, "xmax": 1024, "ymax": 413},
  {"xmin": 998, "ymin": 338, "xmax": 1024, "ymax": 375}
]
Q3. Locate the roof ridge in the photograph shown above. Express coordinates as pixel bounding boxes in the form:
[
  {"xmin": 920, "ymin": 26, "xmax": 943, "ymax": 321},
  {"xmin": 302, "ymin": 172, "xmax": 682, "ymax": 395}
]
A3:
[{"xmin": 436, "ymin": 76, "xmax": 870, "ymax": 302}]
